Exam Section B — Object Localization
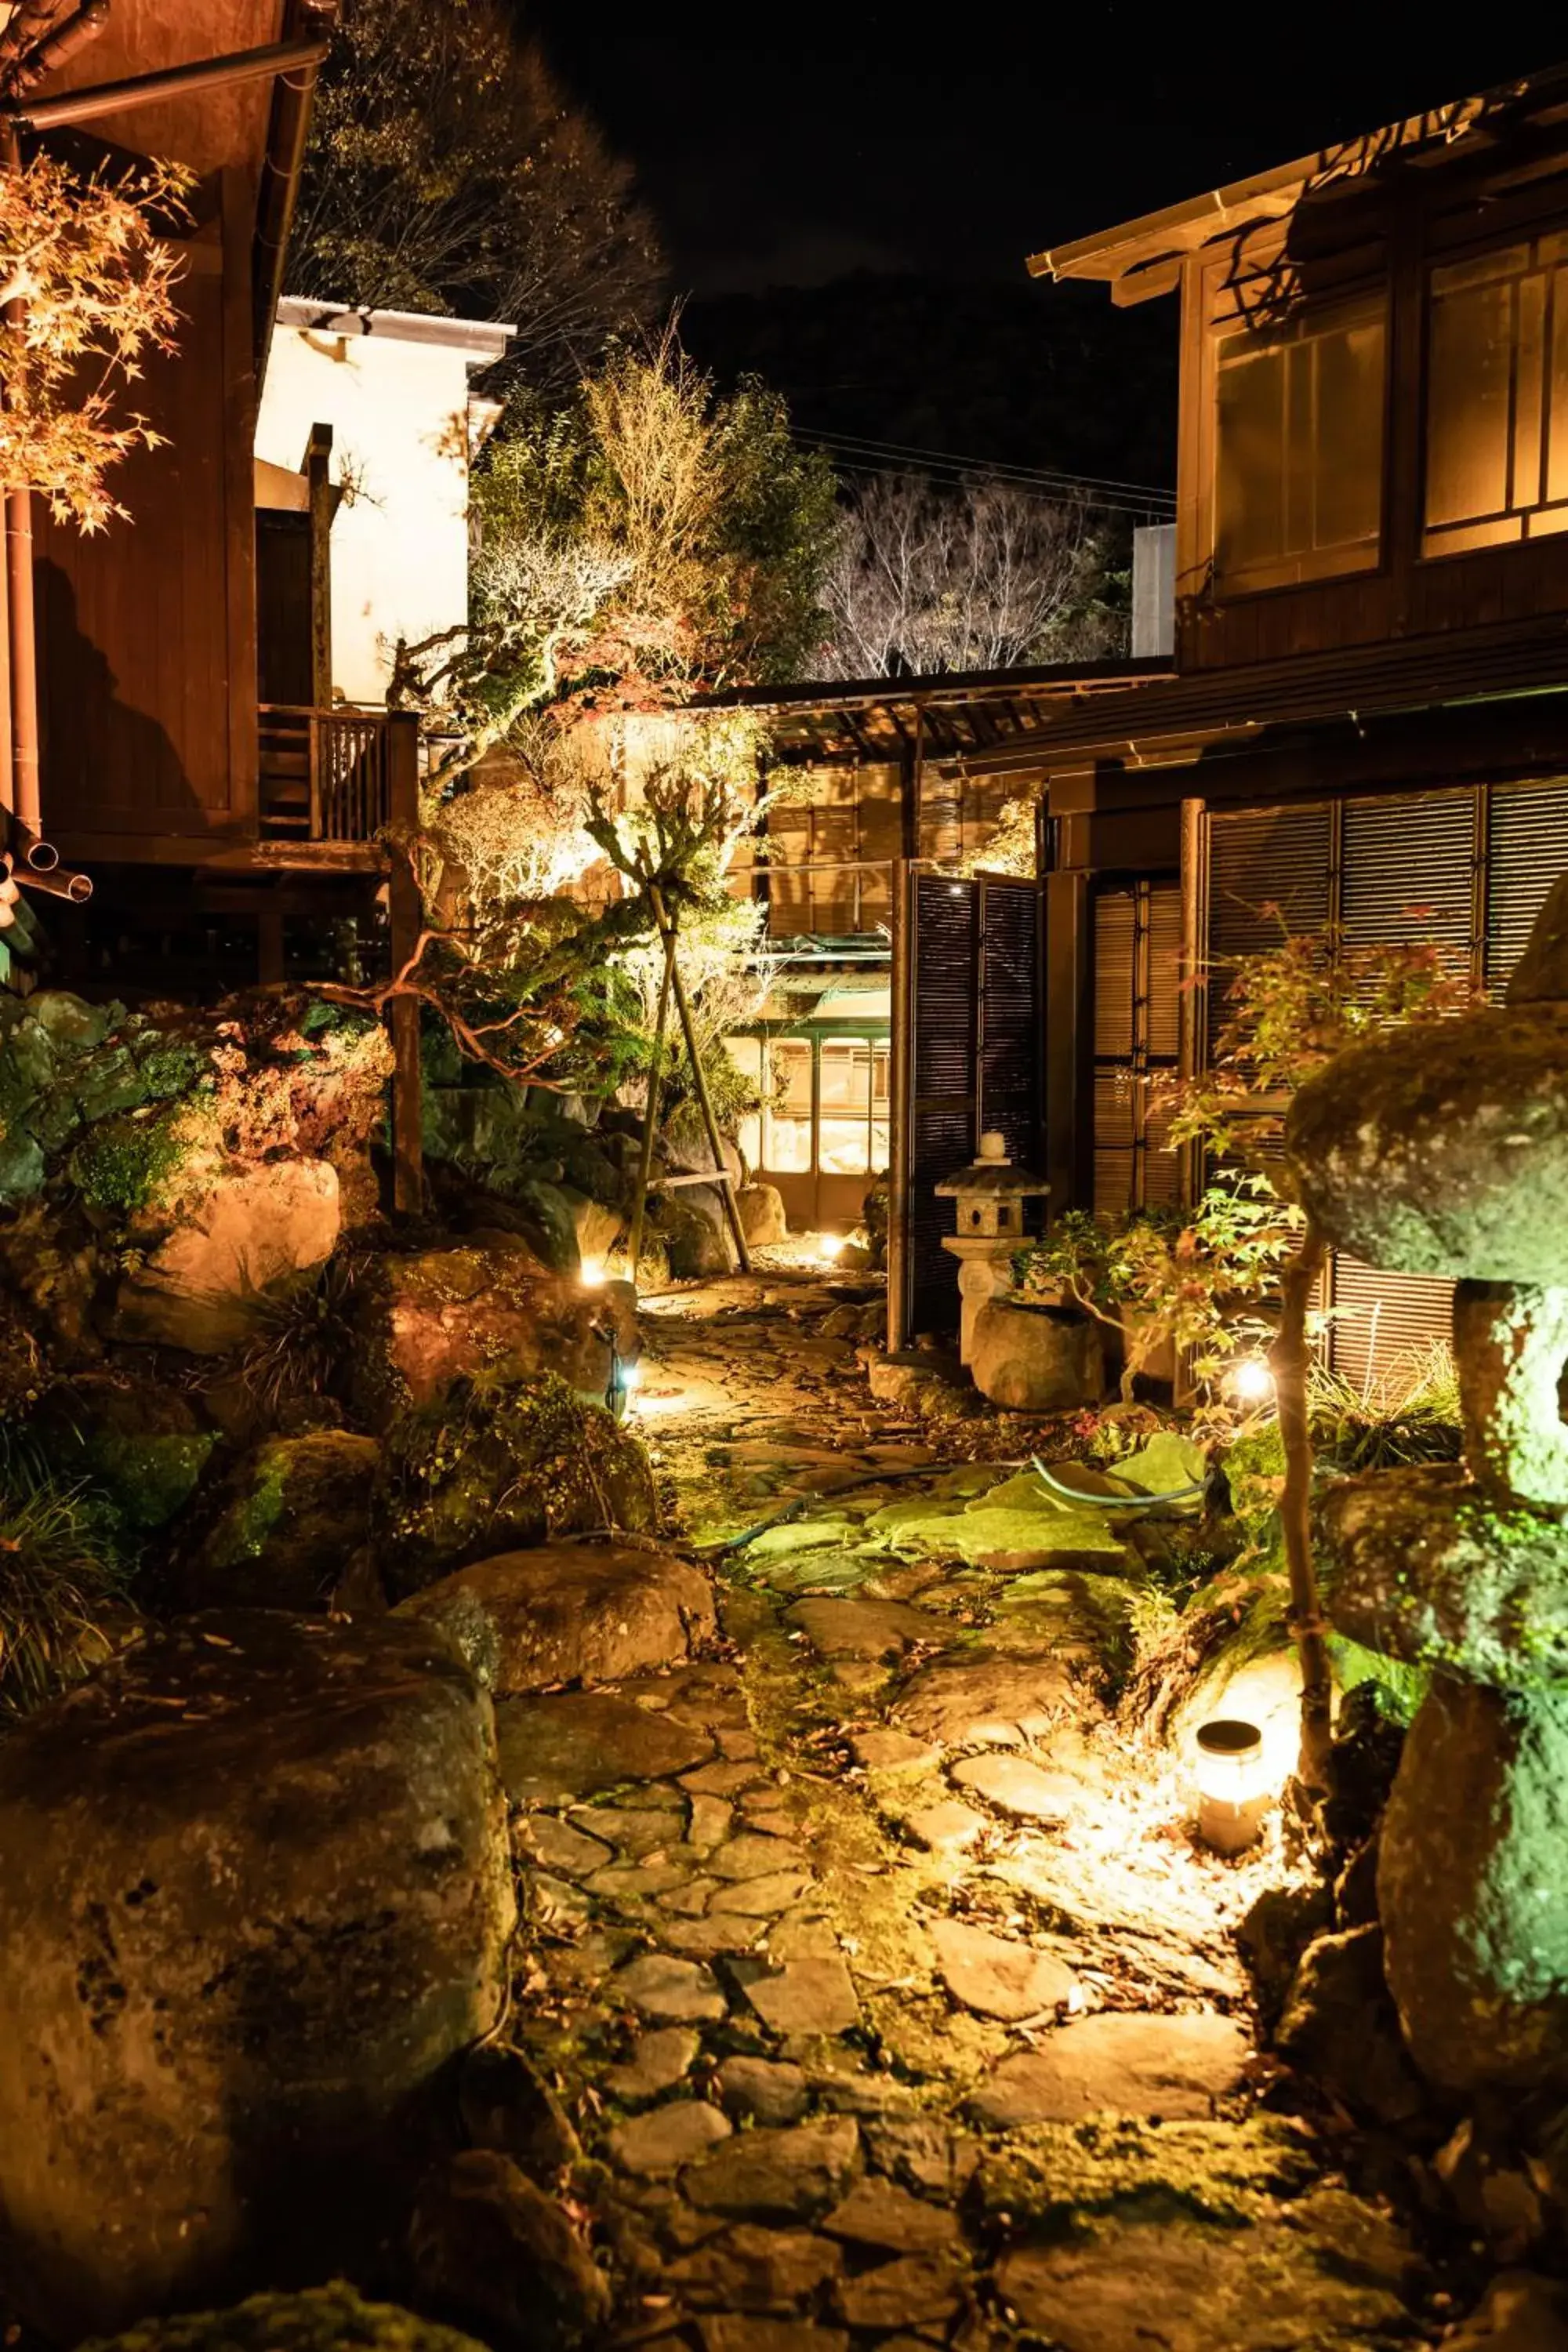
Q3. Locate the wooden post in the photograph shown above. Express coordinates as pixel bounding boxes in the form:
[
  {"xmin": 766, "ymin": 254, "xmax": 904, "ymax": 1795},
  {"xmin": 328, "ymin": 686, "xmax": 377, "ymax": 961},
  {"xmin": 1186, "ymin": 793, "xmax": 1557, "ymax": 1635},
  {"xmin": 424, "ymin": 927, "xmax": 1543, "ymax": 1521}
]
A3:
[
  {"xmin": 303, "ymin": 420, "xmax": 333, "ymax": 713},
  {"xmin": 387, "ymin": 711, "xmax": 423, "ymax": 1216},
  {"xmin": 648, "ymin": 881, "xmax": 752, "ymax": 1275},
  {"xmin": 886, "ymin": 856, "xmax": 912, "ymax": 1351},
  {"xmin": 628, "ymin": 917, "xmax": 677, "ymax": 1280}
]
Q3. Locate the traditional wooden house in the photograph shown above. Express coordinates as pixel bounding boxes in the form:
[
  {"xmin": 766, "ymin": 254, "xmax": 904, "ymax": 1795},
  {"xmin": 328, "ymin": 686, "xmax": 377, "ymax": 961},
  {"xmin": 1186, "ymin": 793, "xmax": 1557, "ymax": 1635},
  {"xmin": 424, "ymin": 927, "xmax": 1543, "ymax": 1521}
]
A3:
[
  {"xmin": 0, "ymin": 0, "xmax": 430, "ymax": 1004},
  {"xmin": 901, "ymin": 64, "xmax": 1568, "ymax": 1372}
]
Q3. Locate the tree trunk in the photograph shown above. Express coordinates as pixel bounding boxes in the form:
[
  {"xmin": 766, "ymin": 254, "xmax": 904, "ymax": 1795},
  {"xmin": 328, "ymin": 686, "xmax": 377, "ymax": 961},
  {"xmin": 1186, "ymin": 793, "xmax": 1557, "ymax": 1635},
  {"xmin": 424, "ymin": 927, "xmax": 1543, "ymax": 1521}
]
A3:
[{"xmin": 1269, "ymin": 1218, "xmax": 1334, "ymax": 1790}]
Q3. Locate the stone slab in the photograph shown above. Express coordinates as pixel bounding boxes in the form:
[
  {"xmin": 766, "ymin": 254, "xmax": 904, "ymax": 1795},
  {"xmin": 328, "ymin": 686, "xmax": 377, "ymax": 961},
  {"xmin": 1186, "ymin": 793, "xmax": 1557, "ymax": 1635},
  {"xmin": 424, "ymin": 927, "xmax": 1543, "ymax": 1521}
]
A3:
[{"xmin": 971, "ymin": 2012, "xmax": 1251, "ymax": 2128}]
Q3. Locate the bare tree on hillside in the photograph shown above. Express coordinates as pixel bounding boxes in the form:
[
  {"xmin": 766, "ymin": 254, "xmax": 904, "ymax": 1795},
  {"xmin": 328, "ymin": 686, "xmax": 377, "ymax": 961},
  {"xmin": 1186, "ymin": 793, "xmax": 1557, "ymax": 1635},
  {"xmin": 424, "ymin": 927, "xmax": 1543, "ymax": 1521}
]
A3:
[
  {"xmin": 819, "ymin": 472, "xmax": 1123, "ymax": 679},
  {"xmin": 292, "ymin": 0, "xmax": 662, "ymax": 397}
]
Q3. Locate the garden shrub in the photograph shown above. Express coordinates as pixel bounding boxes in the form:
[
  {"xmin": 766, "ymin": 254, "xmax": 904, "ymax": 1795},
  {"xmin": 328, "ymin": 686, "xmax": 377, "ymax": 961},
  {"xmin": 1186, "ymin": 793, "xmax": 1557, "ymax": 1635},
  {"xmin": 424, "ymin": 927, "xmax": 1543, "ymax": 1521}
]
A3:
[{"xmin": 374, "ymin": 1369, "xmax": 658, "ymax": 1595}]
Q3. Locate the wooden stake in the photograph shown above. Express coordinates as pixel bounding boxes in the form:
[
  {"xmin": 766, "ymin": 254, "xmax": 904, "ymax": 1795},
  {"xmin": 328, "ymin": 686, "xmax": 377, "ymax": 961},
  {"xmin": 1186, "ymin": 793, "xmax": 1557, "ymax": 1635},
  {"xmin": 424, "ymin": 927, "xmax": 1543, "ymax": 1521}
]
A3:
[
  {"xmin": 648, "ymin": 882, "xmax": 752, "ymax": 1275},
  {"xmin": 628, "ymin": 913, "xmax": 677, "ymax": 1281},
  {"xmin": 1269, "ymin": 1218, "xmax": 1334, "ymax": 1790}
]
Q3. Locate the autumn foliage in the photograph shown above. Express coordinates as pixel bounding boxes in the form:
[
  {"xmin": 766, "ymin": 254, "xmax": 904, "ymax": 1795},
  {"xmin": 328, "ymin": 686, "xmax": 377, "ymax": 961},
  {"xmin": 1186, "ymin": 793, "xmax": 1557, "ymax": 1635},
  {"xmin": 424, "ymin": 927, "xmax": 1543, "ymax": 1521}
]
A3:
[{"xmin": 0, "ymin": 150, "xmax": 187, "ymax": 531}]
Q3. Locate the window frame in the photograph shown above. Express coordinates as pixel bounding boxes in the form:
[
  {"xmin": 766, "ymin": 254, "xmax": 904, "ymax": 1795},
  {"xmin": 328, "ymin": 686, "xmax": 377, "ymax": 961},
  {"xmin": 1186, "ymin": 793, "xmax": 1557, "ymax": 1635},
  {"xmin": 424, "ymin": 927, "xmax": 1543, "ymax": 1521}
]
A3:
[
  {"xmin": 1189, "ymin": 240, "xmax": 1393, "ymax": 605},
  {"xmin": 1417, "ymin": 227, "xmax": 1568, "ymax": 562}
]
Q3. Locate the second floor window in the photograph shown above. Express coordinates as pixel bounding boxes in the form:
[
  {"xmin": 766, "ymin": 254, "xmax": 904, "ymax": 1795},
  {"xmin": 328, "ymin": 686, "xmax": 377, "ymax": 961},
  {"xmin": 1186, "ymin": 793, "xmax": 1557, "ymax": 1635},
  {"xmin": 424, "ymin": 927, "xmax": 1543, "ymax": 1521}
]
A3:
[
  {"xmin": 1424, "ymin": 234, "xmax": 1568, "ymax": 554},
  {"xmin": 1213, "ymin": 291, "xmax": 1387, "ymax": 591}
]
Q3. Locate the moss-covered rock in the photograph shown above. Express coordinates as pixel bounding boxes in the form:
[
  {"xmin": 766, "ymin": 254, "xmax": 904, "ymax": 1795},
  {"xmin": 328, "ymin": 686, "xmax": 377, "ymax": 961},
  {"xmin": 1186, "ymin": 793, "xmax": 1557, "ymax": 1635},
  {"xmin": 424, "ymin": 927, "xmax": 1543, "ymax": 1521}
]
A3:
[
  {"xmin": 977, "ymin": 2114, "xmax": 1320, "ymax": 2230},
  {"xmin": 1319, "ymin": 1461, "xmax": 1568, "ymax": 1686},
  {"xmin": 80, "ymin": 2284, "xmax": 492, "ymax": 2352},
  {"xmin": 36, "ymin": 1375, "xmax": 216, "ymax": 1534},
  {"xmin": 1287, "ymin": 996, "xmax": 1568, "ymax": 1285},
  {"xmin": 182, "ymin": 1432, "xmax": 380, "ymax": 1610},
  {"xmin": 374, "ymin": 1371, "xmax": 659, "ymax": 1597},
  {"xmin": 1381, "ymin": 1676, "xmax": 1568, "ymax": 2093}
]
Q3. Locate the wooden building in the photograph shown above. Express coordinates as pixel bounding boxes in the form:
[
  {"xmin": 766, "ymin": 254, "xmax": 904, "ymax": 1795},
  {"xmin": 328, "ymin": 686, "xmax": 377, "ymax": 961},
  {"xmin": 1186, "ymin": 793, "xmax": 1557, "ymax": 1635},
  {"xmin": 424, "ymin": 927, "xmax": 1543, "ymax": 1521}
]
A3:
[
  {"xmin": 909, "ymin": 66, "xmax": 1568, "ymax": 1370},
  {"xmin": 691, "ymin": 662, "xmax": 1161, "ymax": 1237},
  {"xmin": 2, "ymin": 0, "xmax": 420, "ymax": 1001}
]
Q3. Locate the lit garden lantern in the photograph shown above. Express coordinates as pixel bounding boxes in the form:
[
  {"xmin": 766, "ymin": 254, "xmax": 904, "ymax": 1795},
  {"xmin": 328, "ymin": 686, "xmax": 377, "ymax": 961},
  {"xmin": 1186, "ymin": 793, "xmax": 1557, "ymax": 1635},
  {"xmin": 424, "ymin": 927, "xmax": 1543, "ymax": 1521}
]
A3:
[
  {"xmin": 1193, "ymin": 1718, "xmax": 1271, "ymax": 1856},
  {"xmin": 936, "ymin": 1132, "xmax": 1050, "ymax": 1364}
]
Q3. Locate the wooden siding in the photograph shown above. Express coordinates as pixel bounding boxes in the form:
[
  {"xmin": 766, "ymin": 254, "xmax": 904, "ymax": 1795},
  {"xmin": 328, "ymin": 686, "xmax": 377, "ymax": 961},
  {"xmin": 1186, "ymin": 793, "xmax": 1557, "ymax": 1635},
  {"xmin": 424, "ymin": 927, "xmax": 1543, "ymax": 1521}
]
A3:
[
  {"xmin": 38, "ymin": 175, "xmax": 259, "ymax": 848},
  {"xmin": 1174, "ymin": 153, "xmax": 1568, "ymax": 673}
]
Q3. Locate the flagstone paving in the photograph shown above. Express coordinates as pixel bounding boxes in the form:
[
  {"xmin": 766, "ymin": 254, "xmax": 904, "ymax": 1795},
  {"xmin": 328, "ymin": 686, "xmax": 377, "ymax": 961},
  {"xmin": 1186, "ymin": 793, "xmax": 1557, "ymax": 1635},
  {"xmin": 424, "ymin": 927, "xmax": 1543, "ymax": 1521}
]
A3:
[{"xmin": 493, "ymin": 1265, "xmax": 1450, "ymax": 2349}]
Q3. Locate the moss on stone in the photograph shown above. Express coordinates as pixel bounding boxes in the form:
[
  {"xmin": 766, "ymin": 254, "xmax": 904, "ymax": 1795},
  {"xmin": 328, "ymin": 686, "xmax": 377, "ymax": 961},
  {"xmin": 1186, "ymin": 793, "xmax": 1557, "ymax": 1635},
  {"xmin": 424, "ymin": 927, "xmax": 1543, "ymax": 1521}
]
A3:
[
  {"xmin": 376, "ymin": 1370, "xmax": 658, "ymax": 1595},
  {"xmin": 68, "ymin": 1110, "xmax": 188, "ymax": 1216},
  {"xmin": 978, "ymin": 2114, "xmax": 1322, "ymax": 2231},
  {"xmin": 84, "ymin": 1431, "xmax": 216, "ymax": 1535},
  {"xmin": 81, "ymin": 2282, "xmax": 490, "ymax": 2352}
]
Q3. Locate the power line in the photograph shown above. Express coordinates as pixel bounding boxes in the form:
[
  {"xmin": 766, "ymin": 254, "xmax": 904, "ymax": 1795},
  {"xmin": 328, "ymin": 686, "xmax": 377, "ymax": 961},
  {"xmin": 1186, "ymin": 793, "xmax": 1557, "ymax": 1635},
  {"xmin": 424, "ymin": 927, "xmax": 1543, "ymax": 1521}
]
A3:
[
  {"xmin": 804, "ymin": 428, "xmax": 1177, "ymax": 506},
  {"xmin": 801, "ymin": 438, "xmax": 1175, "ymax": 522}
]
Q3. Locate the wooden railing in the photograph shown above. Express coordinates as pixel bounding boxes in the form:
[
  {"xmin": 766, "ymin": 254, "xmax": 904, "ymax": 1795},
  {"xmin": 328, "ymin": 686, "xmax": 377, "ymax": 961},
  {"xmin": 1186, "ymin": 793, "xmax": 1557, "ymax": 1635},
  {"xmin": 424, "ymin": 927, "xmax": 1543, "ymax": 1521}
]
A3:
[{"xmin": 258, "ymin": 705, "xmax": 394, "ymax": 843}]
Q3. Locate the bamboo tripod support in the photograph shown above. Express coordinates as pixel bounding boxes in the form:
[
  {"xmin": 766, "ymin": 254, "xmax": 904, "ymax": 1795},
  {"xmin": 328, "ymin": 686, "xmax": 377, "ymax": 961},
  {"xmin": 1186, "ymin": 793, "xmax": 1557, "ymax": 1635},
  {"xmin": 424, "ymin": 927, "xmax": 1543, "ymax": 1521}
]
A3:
[
  {"xmin": 627, "ymin": 913, "xmax": 677, "ymax": 1280},
  {"xmin": 628, "ymin": 885, "xmax": 753, "ymax": 1280}
]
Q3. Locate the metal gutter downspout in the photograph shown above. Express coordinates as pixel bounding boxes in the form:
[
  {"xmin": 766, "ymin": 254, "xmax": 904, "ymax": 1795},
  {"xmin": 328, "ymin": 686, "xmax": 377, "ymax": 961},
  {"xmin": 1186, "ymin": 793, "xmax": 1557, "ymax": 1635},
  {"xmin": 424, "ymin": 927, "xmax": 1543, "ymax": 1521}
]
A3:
[{"xmin": 253, "ymin": 11, "xmax": 337, "ymax": 388}]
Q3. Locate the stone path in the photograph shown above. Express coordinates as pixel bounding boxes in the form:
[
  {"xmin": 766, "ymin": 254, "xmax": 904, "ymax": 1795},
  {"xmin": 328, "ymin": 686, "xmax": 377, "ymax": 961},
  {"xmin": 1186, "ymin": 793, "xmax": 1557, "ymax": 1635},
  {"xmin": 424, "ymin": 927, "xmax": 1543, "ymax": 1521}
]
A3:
[{"xmin": 495, "ymin": 1269, "xmax": 1446, "ymax": 2351}]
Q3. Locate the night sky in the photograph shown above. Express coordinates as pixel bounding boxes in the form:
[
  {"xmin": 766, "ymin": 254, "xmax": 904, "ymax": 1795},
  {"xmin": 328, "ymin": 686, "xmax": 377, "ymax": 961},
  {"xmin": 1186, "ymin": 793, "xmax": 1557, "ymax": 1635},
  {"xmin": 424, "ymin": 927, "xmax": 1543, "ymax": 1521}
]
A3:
[{"xmin": 525, "ymin": 5, "xmax": 1568, "ymax": 487}]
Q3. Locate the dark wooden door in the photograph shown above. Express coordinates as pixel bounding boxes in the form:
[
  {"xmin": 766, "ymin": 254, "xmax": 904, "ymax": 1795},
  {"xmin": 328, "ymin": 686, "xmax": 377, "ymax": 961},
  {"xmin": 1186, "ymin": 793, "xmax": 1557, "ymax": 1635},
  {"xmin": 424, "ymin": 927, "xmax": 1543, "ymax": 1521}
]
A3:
[
  {"xmin": 904, "ymin": 871, "xmax": 1044, "ymax": 1337},
  {"xmin": 256, "ymin": 511, "xmax": 313, "ymax": 708}
]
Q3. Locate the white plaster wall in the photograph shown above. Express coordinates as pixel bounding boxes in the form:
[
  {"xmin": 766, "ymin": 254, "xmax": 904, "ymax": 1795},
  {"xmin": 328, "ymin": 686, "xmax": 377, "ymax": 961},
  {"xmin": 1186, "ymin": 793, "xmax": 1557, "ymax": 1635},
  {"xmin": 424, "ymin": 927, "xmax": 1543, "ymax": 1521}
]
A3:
[{"xmin": 256, "ymin": 324, "xmax": 475, "ymax": 706}]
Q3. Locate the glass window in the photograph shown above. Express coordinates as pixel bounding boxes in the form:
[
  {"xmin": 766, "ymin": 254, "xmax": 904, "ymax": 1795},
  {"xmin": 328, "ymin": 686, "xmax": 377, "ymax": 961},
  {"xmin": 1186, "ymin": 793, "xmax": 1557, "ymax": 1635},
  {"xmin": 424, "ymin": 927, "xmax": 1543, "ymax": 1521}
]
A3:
[
  {"xmin": 818, "ymin": 1037, "xmax": 873, "ymax": 1176},
  {"xmin": 761, "ymin": 1038, "xmax": 812, "ymax": 1173},
  {"xmin": 1214, "ymin": 292, "xmax": 1386, "ymax": 591},
  {"xmin": 1423, "ymin": 234, "xmax": 1568, "ymax": 554},
  {"xmin": 869, "ymin": 1041, "xmax": 891, "ymax": 1174}
]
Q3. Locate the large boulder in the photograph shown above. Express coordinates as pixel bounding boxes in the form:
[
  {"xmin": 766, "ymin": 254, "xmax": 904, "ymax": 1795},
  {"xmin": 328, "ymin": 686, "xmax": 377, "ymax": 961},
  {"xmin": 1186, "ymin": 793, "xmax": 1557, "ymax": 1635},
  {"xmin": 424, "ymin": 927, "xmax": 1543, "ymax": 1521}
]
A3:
[
  {"xmin": 180, "ymin": 1432, "xmax": 380, "ymax": 1611},
  {"xmin": 374, "ymin": 1371, "xmax": 659, "ymax": 1596},
  {"xmin": 350, "ymin": 1245, "xmax": 638, "ymax": 1427},
  {"xmin": 737, "ymin": 1183, "xmax": 786, "ymax": 1247},
  {"xmin": 0, "ymin": 1613, "xmax": 515, "ymax": 2338},
  {"xmin": 113, "ymin": 1160, "xmax": 340, "ymax": 1353},
  {"xmin": 652, "ymin": 1188, "xmax": 731, "ymax": 1278},
  {"xmin": 969, "ymin": 1300, "xmax": 1105, "ymax": 1412},
  {"xmin": 398, "ymin": 1540, "xmax": 715, "ymax": 1694},
  {"xmin": 1379, "ymin": 1675, "xmax": 1568, "ymax": 2092}
]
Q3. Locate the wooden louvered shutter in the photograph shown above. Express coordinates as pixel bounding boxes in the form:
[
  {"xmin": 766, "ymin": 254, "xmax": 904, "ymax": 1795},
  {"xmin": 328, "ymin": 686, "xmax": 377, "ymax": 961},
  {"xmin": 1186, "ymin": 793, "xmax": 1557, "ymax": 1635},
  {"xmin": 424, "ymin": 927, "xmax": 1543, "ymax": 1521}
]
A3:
[
  {"xmin": 1205, "ymin": 802, "xmax": 1334, "ymax": 1058},
  {"xmin": 1091, "ymin": 880, "xmax": 1181, "ymax": 1214},
  {"xmin": 1327, "ymin": 789, "xmax": 1476, "ymax": 1384},
  {"xmin": 1486, "ymin": 777, "xmax": 1568, "ymax": 987}
]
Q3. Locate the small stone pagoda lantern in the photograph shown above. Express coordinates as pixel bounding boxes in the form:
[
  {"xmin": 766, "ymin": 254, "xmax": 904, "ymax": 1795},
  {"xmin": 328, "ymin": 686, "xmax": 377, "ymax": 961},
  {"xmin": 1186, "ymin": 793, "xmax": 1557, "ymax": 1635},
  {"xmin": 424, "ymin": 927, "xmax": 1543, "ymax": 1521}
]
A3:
[{"xmin": 936, "ymin": 1131, "xmax": 1049, "ymax": 1364}]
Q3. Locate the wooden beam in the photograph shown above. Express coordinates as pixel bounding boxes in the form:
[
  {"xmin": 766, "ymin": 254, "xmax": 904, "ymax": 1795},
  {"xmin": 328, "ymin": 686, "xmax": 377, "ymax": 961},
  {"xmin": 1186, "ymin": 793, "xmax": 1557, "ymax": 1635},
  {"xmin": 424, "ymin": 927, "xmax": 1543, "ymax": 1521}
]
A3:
[{"xmin": 304, "ymin": 420, "xmax": 334, "ymax": 712}]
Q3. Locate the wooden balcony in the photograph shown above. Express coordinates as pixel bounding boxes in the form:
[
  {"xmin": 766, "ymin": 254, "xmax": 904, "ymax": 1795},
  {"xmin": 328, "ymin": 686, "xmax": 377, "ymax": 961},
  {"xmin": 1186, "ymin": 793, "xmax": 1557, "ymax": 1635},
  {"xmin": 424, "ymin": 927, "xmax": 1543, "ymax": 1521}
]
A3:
[{"xmin": 259, "ymin": 705, "xmax": 397, "ymax": 844}]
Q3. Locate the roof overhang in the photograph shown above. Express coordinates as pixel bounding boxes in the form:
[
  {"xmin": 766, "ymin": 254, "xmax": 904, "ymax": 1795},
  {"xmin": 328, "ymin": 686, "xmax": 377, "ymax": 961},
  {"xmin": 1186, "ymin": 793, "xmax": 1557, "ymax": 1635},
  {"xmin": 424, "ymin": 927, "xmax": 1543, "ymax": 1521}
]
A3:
[
  {"xmin": 1029, "ymin": 66, "xmax": 1568, "ymax": 305},
  {"xmin": 275, "ymin": 299, "xmax": 515, "ymax": 365}
]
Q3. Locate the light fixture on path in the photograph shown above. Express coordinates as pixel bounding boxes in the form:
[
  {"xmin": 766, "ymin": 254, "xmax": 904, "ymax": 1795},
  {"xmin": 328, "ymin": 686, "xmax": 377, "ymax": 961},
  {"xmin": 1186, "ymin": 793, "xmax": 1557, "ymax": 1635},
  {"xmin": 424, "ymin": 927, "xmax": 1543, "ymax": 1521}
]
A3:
[
  {"xmin": 1194, "ymin": 1717, "xmax": 1272, "ymax": 1856},
  {"xmin": 1229, "ymin": 1356, "xmax": 1274, "ymax": 1407}
]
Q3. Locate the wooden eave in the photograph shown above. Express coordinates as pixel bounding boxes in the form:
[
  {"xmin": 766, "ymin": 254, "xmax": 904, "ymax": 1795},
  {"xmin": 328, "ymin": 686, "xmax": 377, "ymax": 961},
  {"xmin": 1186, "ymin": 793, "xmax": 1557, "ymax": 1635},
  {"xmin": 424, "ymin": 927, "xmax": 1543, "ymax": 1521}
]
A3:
[
  {"xmin": 1029, "ymin": 64, "xmax": 1568, "ymax": 305},
  {"xmin": 936, "ymin": 612, "xmax": 1568, "ymax": 779},
  {"xmin": 692, "ymin": 658, "xmax": 1173, "ymax": 765}
]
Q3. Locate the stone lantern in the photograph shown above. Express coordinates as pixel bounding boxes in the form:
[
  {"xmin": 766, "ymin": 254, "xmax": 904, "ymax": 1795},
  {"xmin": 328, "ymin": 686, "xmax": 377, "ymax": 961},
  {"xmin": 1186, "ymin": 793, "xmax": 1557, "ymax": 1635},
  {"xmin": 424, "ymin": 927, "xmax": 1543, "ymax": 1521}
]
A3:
[
  {"xmin": 1287, "ymin": 876, "xmax": 1568, "ymax": 2097},
  {"xmin": 936, "ymin": 1131, "xmax": 1049, "ymax": 1364}
]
